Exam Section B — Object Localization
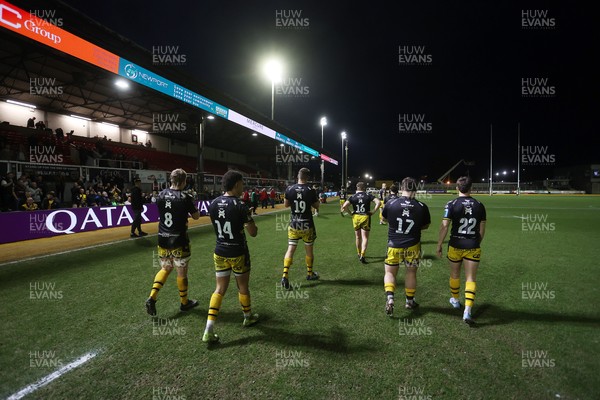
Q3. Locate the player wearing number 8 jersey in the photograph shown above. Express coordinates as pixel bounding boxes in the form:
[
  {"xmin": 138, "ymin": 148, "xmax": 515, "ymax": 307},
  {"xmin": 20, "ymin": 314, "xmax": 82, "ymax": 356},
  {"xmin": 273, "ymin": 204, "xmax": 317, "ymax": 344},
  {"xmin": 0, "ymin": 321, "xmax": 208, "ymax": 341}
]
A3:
[
  {"xmin": 436, "ymin": 176, "xmax": 486, "ymax": 325},
  {"xmin": 280, "ymin": 168, "xmax": 320, "ymax": 290},
  {"xmin": 145, "ymin": 168, "xmax": 200, "ymax": 316},
  {"xmin": 341, "ymin": 182, "xmax": 381, "ymax": 263},
  {"xmin": 202, "ymin": 170, "xmax": 259, "ymax": 343},
  {"xmin": 382, "ymin": 177, "xmax": 431, "ymax": 315}
]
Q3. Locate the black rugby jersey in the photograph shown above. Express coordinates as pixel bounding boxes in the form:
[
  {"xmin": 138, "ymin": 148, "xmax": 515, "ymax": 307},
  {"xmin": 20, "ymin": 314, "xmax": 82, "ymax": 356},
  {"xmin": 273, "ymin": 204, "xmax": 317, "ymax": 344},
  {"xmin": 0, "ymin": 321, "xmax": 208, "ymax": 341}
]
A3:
[
  {"xmin": 157, "ymin": 189, "xmax": 198, "ymax": 248},
  {"xmin": 383, "ymin": 196, "xmax": 431, "ymax": 248},
  {"xmin": 209, "ymin": 195, "xmax": 253, "ymax": 257},
  {"xmin": 443, "ymin": 196, "xmax": 487, "ymax": 249}
]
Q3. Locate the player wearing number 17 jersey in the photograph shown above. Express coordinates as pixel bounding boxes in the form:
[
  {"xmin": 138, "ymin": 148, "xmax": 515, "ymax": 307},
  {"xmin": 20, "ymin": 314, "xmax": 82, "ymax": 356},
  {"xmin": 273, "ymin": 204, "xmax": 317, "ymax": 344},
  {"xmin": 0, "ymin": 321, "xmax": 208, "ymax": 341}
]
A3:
[
  {"xmin": 436, "ymin": 176, "xmax": 486, "ymax": 325},
  {"xmin": 145, "ymin": 169, "xmax": 200, "ymax": 316},
  {"xmin": 280, "ymin": 168, "xmax": 320, "ymax": 290},
  {"xmin": 382, "ymin": 178, "xmax": 430, "ymax": 315}
]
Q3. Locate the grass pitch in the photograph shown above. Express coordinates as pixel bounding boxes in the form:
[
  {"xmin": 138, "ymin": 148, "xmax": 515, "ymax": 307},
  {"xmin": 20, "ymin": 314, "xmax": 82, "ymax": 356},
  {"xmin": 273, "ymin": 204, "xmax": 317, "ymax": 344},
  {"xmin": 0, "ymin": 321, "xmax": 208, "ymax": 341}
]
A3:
[{"xmin": 1, "ymin": 194, "xmax": 599, "ymax": 399}]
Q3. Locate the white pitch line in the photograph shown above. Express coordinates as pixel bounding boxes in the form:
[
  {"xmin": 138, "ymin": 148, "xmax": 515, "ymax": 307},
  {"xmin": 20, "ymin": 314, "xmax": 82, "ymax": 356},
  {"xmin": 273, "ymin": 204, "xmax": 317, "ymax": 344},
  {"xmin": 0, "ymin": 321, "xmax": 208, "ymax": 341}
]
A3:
[
  {"xmin": 7, "ymin": 351, "xmax": 98, "ymax": 400},
  {"xmin": 0, "ymin": 207, "xmax": 288, "ymax": 267}
]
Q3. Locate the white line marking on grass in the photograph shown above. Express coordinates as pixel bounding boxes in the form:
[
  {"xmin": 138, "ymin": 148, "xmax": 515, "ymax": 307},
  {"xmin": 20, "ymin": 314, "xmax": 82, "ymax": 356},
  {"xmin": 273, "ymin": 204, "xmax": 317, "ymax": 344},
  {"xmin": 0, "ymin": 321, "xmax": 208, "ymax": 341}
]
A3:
[
  {"xmin": 7, "ymin": 351, "xmax": 98, "ymax": 400},
  {"xmin": 0, "ymin": 207, "xmax": 289, "ymax": 267}
]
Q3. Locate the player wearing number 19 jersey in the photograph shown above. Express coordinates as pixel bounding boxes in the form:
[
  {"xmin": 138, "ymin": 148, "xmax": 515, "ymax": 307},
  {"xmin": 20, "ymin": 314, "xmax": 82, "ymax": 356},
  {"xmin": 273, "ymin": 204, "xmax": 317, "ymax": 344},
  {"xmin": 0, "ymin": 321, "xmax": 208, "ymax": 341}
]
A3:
[
  {"xmin": 280, "ymin": 168, "xmax": 320, "ymax": 290},
  {"xmin": 436, "ymin": 176, "xmax": 486, "ymax": 325},
  {"xmin": 145, "ymin": 169, "xmax": 200, "ymax": 317},
  {"xmin": 381, "ymin": 178, "xmax": 431, "ymax": 315}
]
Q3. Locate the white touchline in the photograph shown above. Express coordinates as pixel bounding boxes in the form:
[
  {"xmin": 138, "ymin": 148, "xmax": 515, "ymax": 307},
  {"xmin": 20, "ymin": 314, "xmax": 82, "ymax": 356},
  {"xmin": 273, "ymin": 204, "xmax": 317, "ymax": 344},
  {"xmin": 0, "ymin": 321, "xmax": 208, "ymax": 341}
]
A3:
[{"xmin": 7, "ymin": 351, "xmax": 98, "ymax": 400}]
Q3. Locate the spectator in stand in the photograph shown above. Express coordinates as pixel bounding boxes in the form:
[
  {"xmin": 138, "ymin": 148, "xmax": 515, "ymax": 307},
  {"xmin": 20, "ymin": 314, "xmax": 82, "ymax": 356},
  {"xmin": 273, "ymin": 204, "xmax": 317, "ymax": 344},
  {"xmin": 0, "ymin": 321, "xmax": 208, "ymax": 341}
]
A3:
[
  {"xmin": 55, "ymin": 173, "xmax": 65, "ymax": 202},
  {"xmin": 1, "ymin": 172, "xmax": 18, "ymax": 211},
  {"xmin": 242, "ymin": 189, "xmax": 250, "ymax": 204},
  {"xmin": 150, "ymin": 190, "xmax": 159, "ymax": 203},
  {"xmin": 27, "ymin": 181, "xmax": 43, "ymax": 207},
  {"xmin": 99, "ymin": 191, "xmax": 111, "ymax": 206},
  {"xmin": 145, "ymin": 139, "xmax": 152, "ymax": 148},
  {"xmin": 21, "ymin": 196, "xmax": 38, "ymax": 211},
  {"xmin": 41, "ymin": 191, "xmax": 58, "ymax": 210},
  {"xmin": 14, "ymin": 175, "xmax": 28, "ymax": 208},
  {"xmin": 35, "ymin": 120, "xmax": 46, "ymax": 130},
  {"xmin": 74, "ymin": 187, "xmax": 87, "ymax": 207},
  {"xmin": 259, "ymin": 188, "xmax": 268, "ymax": 209},
  {"xmin": 27, "ymin": 117, "xmax": 36, "ymax": 128},
  {"xmin": 55, "ymin": 127, "xmax": 64, "ymax": 142},
  {"xmin": 70, "ymin": 181, "xmax": 81, "ymax": 206}
]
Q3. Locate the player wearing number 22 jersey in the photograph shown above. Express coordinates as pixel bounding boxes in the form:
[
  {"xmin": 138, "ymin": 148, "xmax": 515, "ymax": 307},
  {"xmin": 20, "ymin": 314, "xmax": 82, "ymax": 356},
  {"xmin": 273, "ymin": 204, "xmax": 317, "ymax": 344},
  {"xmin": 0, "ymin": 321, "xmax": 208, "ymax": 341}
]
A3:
[
  {"xmin": 280, "ymin": 168, "xmax": 320, "ymax": 290},
  {"xmin": 436, "ymin": 176, "xmax": 486, "ymax": 325}
]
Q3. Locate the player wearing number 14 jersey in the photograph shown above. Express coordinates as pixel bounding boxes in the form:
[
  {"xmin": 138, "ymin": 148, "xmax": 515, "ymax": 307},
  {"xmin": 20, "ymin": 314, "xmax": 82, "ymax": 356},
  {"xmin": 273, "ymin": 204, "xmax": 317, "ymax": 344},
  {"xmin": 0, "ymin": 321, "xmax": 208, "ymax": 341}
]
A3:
[
  {"xmin": 436, "ymin": 176, "xmax": 486, "ymax": 325},
  {"xmin": 203, "ymin": 170, "xmax": 259, "ymax": 343},
  {"xmin": 145, "ymin": 169, "xmax": 200, "ymax": 317},
  {"xmin": 280, "ymin": 168, "xmax": 320, "ymax": 289}
]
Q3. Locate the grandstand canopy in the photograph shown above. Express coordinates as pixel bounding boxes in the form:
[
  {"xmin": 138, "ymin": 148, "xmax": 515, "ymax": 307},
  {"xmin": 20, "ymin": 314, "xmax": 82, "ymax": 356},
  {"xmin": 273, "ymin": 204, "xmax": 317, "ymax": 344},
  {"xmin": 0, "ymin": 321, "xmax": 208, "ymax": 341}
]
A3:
[{"xmin": 0, "ymin": 0, "xmax": 331, "ymax": 160}]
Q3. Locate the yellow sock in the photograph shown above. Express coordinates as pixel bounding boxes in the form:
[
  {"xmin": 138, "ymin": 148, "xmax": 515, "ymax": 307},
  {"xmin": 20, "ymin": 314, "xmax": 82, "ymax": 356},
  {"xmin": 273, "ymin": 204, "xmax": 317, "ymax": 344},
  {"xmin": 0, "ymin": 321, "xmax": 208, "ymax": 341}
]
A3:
[
  {"xmin": 282, "ymin": 257, "xmax": 292, "ymax": 278},
  {"xmin": 356, "ymin": 247, "xmax": 361, "ymax": 255},
  {"xmin": 450, "ymin": 278, "xmax": 460, "ymax": 299},
  {"xmin": 384, "ymin": 282, "xmax": 395, "ymax": 300},
  {"xmin": 405, "ymin": 288, "xmax": 416, "ymax": 301},
  {"xmin": 208, "ymin": 293, "xmax": 223, "ymax": 321},
  {"xmin": 177, "ymin": 277, "xmax": 188, "ymax": 305},
  {"xmin": 149, "ymin": 269, "xmax": 171, "ymax": 300},
  {"xmin": 465, "ymin": 281, "xmax": 477, "ymax": 307},
  {"xmin": 239, "ymin": 293, "xmax": 251, "ymax": 317},
  {"xmin": 305, "ymin": 256, "xmax": 313, "ymax": 276}
]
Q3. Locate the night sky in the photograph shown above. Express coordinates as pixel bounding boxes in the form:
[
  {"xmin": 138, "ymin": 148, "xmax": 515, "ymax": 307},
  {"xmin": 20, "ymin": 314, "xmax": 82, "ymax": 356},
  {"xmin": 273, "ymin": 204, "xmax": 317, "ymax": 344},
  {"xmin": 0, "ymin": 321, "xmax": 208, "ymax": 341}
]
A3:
[{"xmin": 59, "ymin": 0, "xmax": 598, "ymax": 182}]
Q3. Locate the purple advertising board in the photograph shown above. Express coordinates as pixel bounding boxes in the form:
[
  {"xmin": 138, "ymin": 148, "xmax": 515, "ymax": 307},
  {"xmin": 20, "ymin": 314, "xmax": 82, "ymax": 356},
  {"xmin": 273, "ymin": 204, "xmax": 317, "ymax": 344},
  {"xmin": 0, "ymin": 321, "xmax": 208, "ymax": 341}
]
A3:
[{"xmin": 0, "ymin": 201, "xmax": 211, "ymax": 244}]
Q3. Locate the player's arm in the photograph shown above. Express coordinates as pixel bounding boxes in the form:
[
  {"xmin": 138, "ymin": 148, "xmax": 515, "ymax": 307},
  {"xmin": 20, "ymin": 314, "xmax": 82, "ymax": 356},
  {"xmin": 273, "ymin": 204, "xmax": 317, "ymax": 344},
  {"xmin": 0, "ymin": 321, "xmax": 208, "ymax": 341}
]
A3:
[
  {"xmin": 190, "ymin": 210, "xmax": 200, "ymax": 220},
  {"xmin": 422, "ymin": 207, "xmax": 431, "ymax": 230},
  {"xmin": 284, "ymin": 198, "xmax": 291, "ymax": 208},
  {"xmin": 479, "ymin": 220, "xmax": 486, "ymax": 244},
  {"xmin": 436, "ymin": 219, "xmax": 450, "ymax": 257},
  {"xmin": 341, "ymin": 200, "xmax": 350, "ymax": 213},
  {"xmin": 369, "ymin": 198, "xmax": 381, "ymax": 215},
  {"xmin": 245, "ymin": 220, "xmax": 258, "ymax": 237},
  {"xmin": 311, "ymin": 200, "xmax": 320, "ymax": 212}
]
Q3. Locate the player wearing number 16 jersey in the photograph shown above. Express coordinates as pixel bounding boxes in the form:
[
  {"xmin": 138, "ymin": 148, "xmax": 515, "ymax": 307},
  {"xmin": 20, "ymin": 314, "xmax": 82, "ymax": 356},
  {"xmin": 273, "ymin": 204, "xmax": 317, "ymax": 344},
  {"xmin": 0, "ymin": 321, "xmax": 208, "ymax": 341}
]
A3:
[
  {"xmin": 436, "ymin": 176, "xmax": 486, "ymax": 325},
  {"xmin": 381, "ymin": 178, "xmax": 430, "ymax": 315},
  {"xmin": 145, "ymin": 169, "xmax": 200, "ymax": 317},
  {"xmin": 202, "ymin": 170, "xmax": 259, "ymax": 343},
  {"xmin": 341, "ymin": 182, "xmax": 381, "ymax": 263},
  {"xmin": 280, "ymin": 168, "xmax": 320, "ymax": 290}
]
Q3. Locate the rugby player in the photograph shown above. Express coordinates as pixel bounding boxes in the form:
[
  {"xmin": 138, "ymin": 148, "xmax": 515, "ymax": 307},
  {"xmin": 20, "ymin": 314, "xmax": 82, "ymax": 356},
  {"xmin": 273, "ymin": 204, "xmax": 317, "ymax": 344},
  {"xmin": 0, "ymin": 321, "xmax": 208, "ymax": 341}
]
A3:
[
  {"xmin": 341, "ymin": 182, "xmax": 381, "ymax": 263},
  {"xmin": 381, "ymin": 178, "xmax": 430, "ymax": 315},
  {"xmin": 280, "ymin": 168, "xmax": 320, "ymax": 290},
  {"xmin": 202, "ymin": 170, "xmax": 258, "ymax": 343},
  {"xmin": 145, "ymin": 169, "xmax": 200, "ymax": 316},
  {"xmin": 436, "ymin": 176, "xmax": 487, "ymax": 325}
]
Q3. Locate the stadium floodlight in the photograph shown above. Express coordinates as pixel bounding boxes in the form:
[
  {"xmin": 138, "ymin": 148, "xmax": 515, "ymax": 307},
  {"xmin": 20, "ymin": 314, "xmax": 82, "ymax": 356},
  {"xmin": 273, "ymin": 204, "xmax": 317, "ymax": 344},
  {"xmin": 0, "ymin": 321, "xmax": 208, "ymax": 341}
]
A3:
[
  {"xmin": 252, "ymin": 132, "xmax": 258, "ymax": 136},
  {"xmin": 503, "ymin": 171, "xmax": 507, "ymax": 175},
  {"xmin": 133, "ymin": 129, "xmax": 147, "ymax": 134},
  {"xmin": 206, "ymin": 115, "xmax": 215, "ymax": 120},
  {"xmin": 115, "ymin": 79, "xmax": 129, "ymax": 89},
  {"xmin": 7, "ymin": 99, "xmax": 36, "ymax": 109},
  {"xmin": 101, "ymin": 122, "xmax": 119, "ymax": 127},
  {"xmin": 341, "ymin": 131, "xmax": 346, "ymax": 189},
  {"xmin": 320, "ymin": 116, "xmax": 327, "ymax": 190},
  {"xmin": 263, "ymin": 58, "xmax": 283, "ymax": 119}
]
